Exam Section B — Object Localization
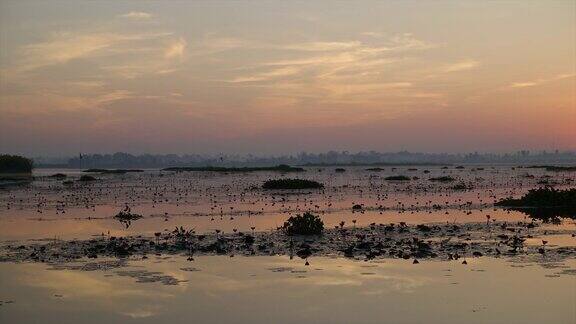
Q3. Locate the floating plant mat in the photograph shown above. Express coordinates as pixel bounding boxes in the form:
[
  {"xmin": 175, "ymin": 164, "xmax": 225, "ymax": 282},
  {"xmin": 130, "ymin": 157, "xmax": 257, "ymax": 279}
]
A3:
[{"xmin": 2, "ymin": 222, "xmax": 574, "ymax": 274}]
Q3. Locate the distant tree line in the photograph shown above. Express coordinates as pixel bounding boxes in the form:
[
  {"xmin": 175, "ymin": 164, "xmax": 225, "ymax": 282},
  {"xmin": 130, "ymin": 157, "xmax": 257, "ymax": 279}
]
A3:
[{"xmin": 58, "ymin": 150, "xmax": 576, "ymax": 169}]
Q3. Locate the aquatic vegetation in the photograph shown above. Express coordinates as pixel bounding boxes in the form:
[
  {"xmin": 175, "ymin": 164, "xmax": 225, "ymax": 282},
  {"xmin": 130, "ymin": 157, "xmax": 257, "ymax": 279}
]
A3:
[
  {"xmin": 0, "ymin": 155, "xmax": 33, "ymax": 173},
  {"xmin": 83, "ymin": 169, "xmax": 144, "ymax": 174},
  {"xmin": 3, "ymin": 221, "xmax": 574, "ymax": 266},
  {"xmin": 114, "ymin": 210, "xmax": 143, "ymax": 228},
  {"xmin": 282, "ymin": 212, "xmax": 324, "ymax": 235},
  {"xmin": 384, "ymin": 175, "xmax": 411, "ymax": 181},
  {"xmin": 526, "ymin": 165, "xmax": 576, "ymax": 172},
  {"xmin": 335, "ymin": 168, "xmax": 346, "ymax": 172},
  {"xmin": 496, "ymin": 188, "xmax": 576, "ymax": 221},
  {"xmin": 495, "ymin": 188, "xmax": 576, "ymax": 208},
  {"xmin": 262, "ymin": 178, "xmax": 324, "ymax": 189},
  {"xmin": 365, "ymin": 167, "xmax": 385, "ymax": 171},
  {"xmin": 79, "ymin": 175, "xmax": 97, "ymax": 182},
  {"xmin": 429, "ymin": 176, "xmax": 456, "ymax": 182},
  {"xmin": 162, "ymin": 164, "xmax": 304, "ymax": 172},
  {"xmin": 452, "ymin": 183, "xmax": 472, "ymax": 190},
  {"xmin": 49, "ymin": 173, "xmax": 67, "ymax": 178},
  {"xmin": 114, "ymin": 210, "xmax": 143, "ymax": 221}
]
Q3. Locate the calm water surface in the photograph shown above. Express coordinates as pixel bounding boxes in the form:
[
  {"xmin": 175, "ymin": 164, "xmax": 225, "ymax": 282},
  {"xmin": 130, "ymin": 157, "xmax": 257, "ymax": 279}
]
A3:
[
  {"xmin": 0, "ymin": 166, "xmax": 574, "ymax": 323},
  {"xmin": 1, "ymin": 256, "xmax": 575, "ymax": 324}
]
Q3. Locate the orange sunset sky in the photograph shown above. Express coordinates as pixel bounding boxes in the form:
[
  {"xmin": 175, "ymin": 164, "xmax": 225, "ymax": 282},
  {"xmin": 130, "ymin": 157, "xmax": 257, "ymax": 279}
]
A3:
[{"xmin": 0, "ymin": 1, "xmax": 574, "ymax": 155}]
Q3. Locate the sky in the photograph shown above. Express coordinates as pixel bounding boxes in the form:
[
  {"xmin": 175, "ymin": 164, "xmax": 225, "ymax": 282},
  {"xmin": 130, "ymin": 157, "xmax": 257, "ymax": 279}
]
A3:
[{"xmin": 0, "ymin": 0, "xmax": 574, "ymax": 156}]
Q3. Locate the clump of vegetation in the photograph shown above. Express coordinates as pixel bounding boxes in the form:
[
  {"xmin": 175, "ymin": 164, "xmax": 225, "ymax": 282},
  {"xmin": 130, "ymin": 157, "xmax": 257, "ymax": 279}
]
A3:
[
  {"xmin": 114, "ymin": 210, "xmax": 143, "ymax": 221},
  {"xmin": 452, "ymin": 183, "xmax": 472, "ymax": 190},
  {"xmin": 429, "ymin": 176, "xmax": 456, "ymax": 182},
  {"xmin": 0, "ymin": 155, "xmax": 33, "ymax": 173},
  {"xmin": 365, "ymin": 167, "xmax": 385, "ymax": 171},
  {"xmin": 335, "ymin": 168, "xmax": 346, "ymax": 172},
  {"xmin": 282, "ymin": 212, "xmax": 324, "ymax": 235},
  {"xmin": 384, "ymin": 175, "xmax": 411, "ymax": 181},
  {"xmin": 526, "ymin": 165, "xmax": 576, "ymax": 172},
  {"xmin": 496, "ymin": 188, "xmax": 576, "ymax": 222},
  {"xmin": 84, "ymin": 169, "xmax": 143, "ymax": 174},
  {"xmin": 49, "ymin": 173, "xmax": 67, "ymax": 179},
  {"xmin": 455, "ymin": 166, "xmax": 465, "ymax": 169},
  {"xmin": 163, "ymin": 164, "xmax": 304, "ymax": 172},
  {"xmin": 79, "ymin": 175, "xmax": 97, "ymax": 182},
  {"xmin": 114, "ymin": 210, "xmax": 143, "ymax": 229},
  {"xmin": 262, "ymin": 178, "xmax": 324, "ymax": 189},
  {"xmin": 496, "ymin": 188, "xmax": 576, "ymax": 208}
]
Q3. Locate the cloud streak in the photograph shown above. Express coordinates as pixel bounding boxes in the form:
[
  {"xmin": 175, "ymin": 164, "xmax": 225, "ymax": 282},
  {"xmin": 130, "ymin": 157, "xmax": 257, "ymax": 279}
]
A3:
[
  {"xmin": 509, "ymin": 73, "xmax": 574, "ymax": 88},
  {"xmin": 120, "ymin": 12, "xmax": 153, "ymax": 19}
]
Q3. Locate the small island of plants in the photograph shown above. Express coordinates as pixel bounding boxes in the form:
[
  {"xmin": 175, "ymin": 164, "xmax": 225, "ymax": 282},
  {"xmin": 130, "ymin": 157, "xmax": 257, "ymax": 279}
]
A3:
[
  {"xmin": 282, "ymin": 212, "xmax": 324, "ymax": 235},
  {"xmin": 0, "ymin": 155, "xmax": 33, "ymax": 174},
  {"xmin": 384, "ymin": 175, "xmax": 411, "ymax": 181},
  {"xmin": 163, "ymin": 164, "xmax": 304, "ymax": 173},
  {"xmin": 495, "ymin": 187, "xmax": 576, "ymax": 208},
  {"xmin": 83, "ymin": 169, "xmax": 144, "ymax": 174},
  {"xmin": 262, "ymin": 178, "xmax": 324, "ymax": 189},
  {"xmin": 429, "ymin": 176, "xmax": 456, "ymax": 182}
]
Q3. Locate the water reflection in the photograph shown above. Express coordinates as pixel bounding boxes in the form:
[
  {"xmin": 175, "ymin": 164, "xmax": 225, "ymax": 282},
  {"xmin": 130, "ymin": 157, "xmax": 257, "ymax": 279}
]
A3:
[
  {"xmin": 0, "ymin": 256, "xmax": 574, "ymax": 324},
  {"xmin": 506, "ymin": 206, "xmax": 576, "ymax": 224}
]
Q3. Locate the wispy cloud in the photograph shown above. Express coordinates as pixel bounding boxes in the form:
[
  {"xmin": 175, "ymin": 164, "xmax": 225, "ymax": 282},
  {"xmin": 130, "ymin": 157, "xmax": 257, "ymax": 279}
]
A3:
[
  {"xmin": 17, "ymin": 32, "xmax": 126, "ymax": 72},
  {"xmin": 164, "ymin": 38, "xmax": 187, "ymax": 59},
  {"xmin": 120, "ymin": 11, "xmax": 153, "ymax": 19},
  {"xmin": 282, "ymin": 41, "xmax": 362, "ymax": 52},
  {"xmin": 210, "ymin": 33, "xmax": 451, "ymax": 111},
  {"xmin": 2, "ymin": 13, "xmax": 190, "ymax": 114},
  {"xmin": 440, "ymin": 59, "xmax": 480, "ymax": 73},
  {"xmin": 509, "ymin": 73, "xmax": 575, "ymax": 88},
  {"xmin": 11, "ymin": 31, "xmax": 174, "ymax": 74},
  {"xmin": 228, "ymin": 66, "xmax": 302, "ymax": 83}
]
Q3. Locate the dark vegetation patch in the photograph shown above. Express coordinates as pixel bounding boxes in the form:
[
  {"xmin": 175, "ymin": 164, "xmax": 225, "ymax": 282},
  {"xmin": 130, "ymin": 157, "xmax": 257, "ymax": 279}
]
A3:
[
  {"xmin": 334, "ymin": 168, "xmax": 346, "ymax": 172},
  {"xmin": 429, "ymin": 176, "xmax": 456, "ymax": 182},
  {"xmin": 452, "ymin": 183, "xmax": 472, "ymax": 190},
  {"xmin": 114, "ymin": 211, "xmax": 143, "ymax": 221},
  {"xmin": 302, "ymin": 162, "xmax": 448, "ymax": 167},
  {"xmin": 163, "ymin": 164, "xmax": 304, "ymax": 173},
  {"xmin": 5, "ymin": 221, "xmax": 575, "ymax": 266},
  {"xmin": 526, "ymin": 165, "xmax": 576, "ymax": 172},
  {"xmin": 0, "ymin": 176, "xmax": 32, "ymax": 187},
  {"xmin": 496, "ymin": 188, "xmax": 576, "ymax": 208},
  {"xmin": 79, "ymin": 175, "xmax": 97, "ymax": 182},
  {"xmin": 365, "ymin": 167, "xmax": 385, "ymax": 171},
  {"xmin": 49, "ymin": 173, "xmax": 67, "ymax": 179},
  {"xmin": 282, "ymin": 212, "xmax": 324, "ymax": 235},
  {"xmin": 262, "ymin": 178, "xmax": 324, "ymax": 190},
  {"xmin": 83, "ymin": 169, "xmax": 144, "ymax": 174},
  {"xmin": 384, "ymin": 175, "xmax": 411, "ymax": 181},
  {"xmin": 496, "ymin": 188, "xmax": 576, "ymax": 222},
  {"xmin": 0, "ymin": 155, "xmax": 33, "ymax": 174},
  {"xmin": 114, "ymin": 210, "xmax": 143, "ymax": 228}
]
